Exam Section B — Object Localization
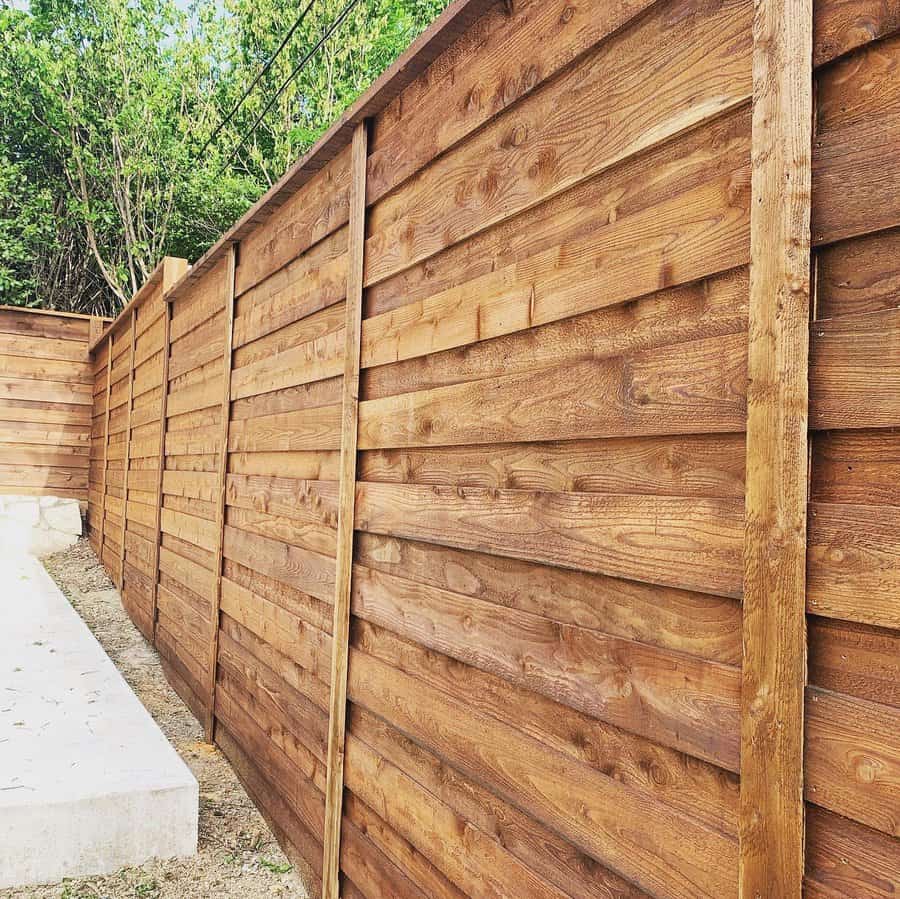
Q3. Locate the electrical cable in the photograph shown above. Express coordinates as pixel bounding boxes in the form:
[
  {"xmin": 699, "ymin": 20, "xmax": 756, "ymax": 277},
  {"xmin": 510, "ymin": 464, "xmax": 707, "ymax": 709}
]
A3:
[{"xmin": 219, "ymin": 0, "xmax": 362, "ymax": 175}]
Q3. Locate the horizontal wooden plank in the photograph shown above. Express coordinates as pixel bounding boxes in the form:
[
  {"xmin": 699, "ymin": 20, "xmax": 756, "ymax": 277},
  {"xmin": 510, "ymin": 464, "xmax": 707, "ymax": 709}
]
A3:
[
  {"xmin": 354, "ymin": 531, "xmax": 742, "ymax": 664},
  {"xmin": 228, "ymin": 404, "xmax": 342, "ymax": 453},
  {"xmin": 809, "ymin": 616, "xmax": 900, "ymax": 707},
  {"xmin": 358, "ymin": 331, "xmax": 747, "ymax": 450},
  {"xmin": 808, "ymin": 501, "xmax": 900, "ymax": 628},
  {"xmin": 351, "ymin": 561, "xmax": 741, "ymax": 768},
  {"xmin": 811, "ymin": 429, "xmax": 900, "ymax": 505},
  {"xmin": 362, "ymin": 264, "xmax": 750, "ymax": 401},
  {"xmin": 358, "ymin": 434, "xmax": 746, "ymax": 498},
  {"xmin": 814, "ymin": 0, "xmax": 900, "ymax": 67},
  {"xmin": 347, "ymin": 647, "xmax": 738, "ymax": 898},
  {"xmin": 815, "ymin": 227, "xmax": 900, "ymax": 319},
  {"xmin": 806, "ymin": 686, "xmax": 900, "ymax": 836},
  {"xmin": 364, "ymin": 0, "xmax": 752, "ymax": 285},
  {"xmin": 810, "ymin": 307, "xmax": 900, "ymax": 429},
  {"xmin": 355, "ymin": 483, "xmax": 744, "ymax": 598},
  {"xmin": 0, "ymin": 332, "xmax": 89, "ymax": 362},
  {"xmin": 0, "ymin": 376, "xmax": 92, "ymax": 406},
  {"xmin": 223, "ymin": 525, "xmax": 335, "ymax": 603},
  {"xmin": 226, "ymin": 474, "xmax": 338, "ymax": 527}
]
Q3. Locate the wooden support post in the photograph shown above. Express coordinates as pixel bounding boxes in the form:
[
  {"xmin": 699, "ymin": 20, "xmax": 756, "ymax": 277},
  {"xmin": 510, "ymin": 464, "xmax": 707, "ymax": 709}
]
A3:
[
  {"xmin": 97, "ymin": 334, "xmax": 113, "ymax": 559},
  {"xmin": 204, "ymin": 242, "xmax": 238, "ymax": 743},
  {"xmin": 88, "ymin": 315, "xmax": 104, "ymax": 350},
  {"xmin": 322, "ymin": 119, "xmax": 368, "ymax": 899},
  {"xmin": 740, "ymin": 0, "xmax": 813, "ymax": 894},
  {"xmin": 118, "ymin": 309, "xmax": 136, "ymax": 590},
  {"xmin": 150, "ymin": 258, "xmax": 187, "ymax": 643}
]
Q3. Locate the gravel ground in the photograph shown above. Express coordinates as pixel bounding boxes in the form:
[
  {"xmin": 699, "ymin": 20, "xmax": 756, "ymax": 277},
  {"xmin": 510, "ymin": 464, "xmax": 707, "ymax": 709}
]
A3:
[{"xmin": 1, "ymin": 539, "xmax": 311, "ymax": 899}]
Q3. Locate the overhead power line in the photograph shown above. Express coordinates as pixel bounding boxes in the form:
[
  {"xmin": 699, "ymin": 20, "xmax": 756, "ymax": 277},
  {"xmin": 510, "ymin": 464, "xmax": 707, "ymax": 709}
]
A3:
[
  {"xmin": 198, "ymin": 0, "xmax": 318, "ymax": 158},
  {"xmin": 220, "ymin": 0, "xmax": 362, "ymax": 175}
]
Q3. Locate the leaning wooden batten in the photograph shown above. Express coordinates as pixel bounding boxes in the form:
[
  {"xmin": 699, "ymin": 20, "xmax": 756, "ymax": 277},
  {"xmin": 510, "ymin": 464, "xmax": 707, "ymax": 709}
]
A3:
[
  {"xmin": 117, "ymin": 309, "xmax": 137, "ymax": 589},
  {"xmin": 321, "ymin": 120, "xmax": 368, "ymax": 899},
  {"xmin": 97, "ymin": 333, "xmax": 113, "ymax": 558},
  {"xmin": 204, "ymin": 242, "xmax": 238, "ymax": 742},
  {"xmin": 150, "ymin": 257, "xmax": 188, "ymax": 640}
]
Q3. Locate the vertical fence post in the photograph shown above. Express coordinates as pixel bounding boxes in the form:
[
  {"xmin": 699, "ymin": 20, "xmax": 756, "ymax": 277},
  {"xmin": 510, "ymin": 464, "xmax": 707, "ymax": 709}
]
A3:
[
  {"xmin": 151, "ymin": 257, "xmax": 188, "ymax": 643},
  {"xmin": 740, "ymin": 0, "xmax": 813, "ymax": 893},
  {"xmin": 118, "ymin": 309, "xmax": 136, "ymax": 590},
  {"xmin": 204, "ymin": 242, "xmax": 238, "ymax": 743},
  {"xmin": 98, "ymin": 334, "xmax": 113, "ymax": 561},
  {"xmin": 322, "ymin": 119, "xmax": 368, "ymax": 899}
]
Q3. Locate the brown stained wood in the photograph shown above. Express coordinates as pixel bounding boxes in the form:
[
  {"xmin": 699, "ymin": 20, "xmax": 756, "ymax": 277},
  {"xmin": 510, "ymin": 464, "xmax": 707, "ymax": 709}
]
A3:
[
  {"xmin": 358, "ymin": 433, "xmax": 746, "ymax": 499},
  {"xmin": 807, "ymin": 501, "xmax": 900, "ymax": 628},
  {"xmin": 228, "ymin": 450, "xmax": 340, "ymax": 482},
  {"xmin": 361, "ymin": 161, "xmax": 751, "ymax": 371},
  {"xmin": 343, "ymin": 729, "xmax": 573, "ymax": 899},
  {"xmin": 358, "ymin": 331, "xmax": 748, "ymax": 451},
  {"xmin": 805, "ymin": 804, "xmax": 900, "ymax": 896},
  {"xmin": 224, "ymin": 559, "xmax": 332, "ymax": 638},
  {"xmin": 805, "ymin": 686, "xmax": 900, "ymax": 835},
  {"xmin": 810, "ymin": 307, "xmax": 900, "ymax": 429},
  {"xmin": 364, "ymin": 0, "xmax": 753, "ymax": 287},
  {"xmin": 815, "ymin": 0, "xmax": 900, "ymax": 67},
  {"xmin": 235, "ymin": 145, "xmax": 352, "ymax": 297},
  {"xmin": 341, "ymin": 791, "xmax": 469, "ymax": 899},
  {"xmin": 225, "ymin": 505, "xmax": 336, "ymax": 558},
  {"xmin": 362, "ymin": 265, "xmax": 751, "ymax": 402},
  {"xmin": 812, "ymin": 35, "xmax": 900, "ymax": 245},
  {"xmin": 232, "ymin": 234, "xmax": 348, "ymax": 350},
  {"xmin": 223, "ymin": 526, "xmax": 336, "ymax": 604},
  {"xmin": 367, "ymin": 0, "xmax": 657, "ymax": 205},
  {"xmin": 811, "ymin": 429, "xmax": 900, "ymax": 505},
  {"xmin": 346, "ymin": 705, "xmax": 652, "ymax": 899},
  {"xmin": 230, "ymin": 325, "xmax": 344, "ymax": 401},
  {"xmin": 740, "ymin": 0, "xmax": 813, "ymax": 891},
  {"xmin": 815, "ymin": 227, "xmax": 900, "ymax": 319},
  {"xmin": 205, "ymin": 242, "xmax": 237, "ymax": 742},
  {"xmin": 354, "ymin": 482, "xmax": 744, "ymax": 599},
  {"xmin": 347, "ymin": 646, "xmax": 738, "ymax": 898},
  {"xmin": 227, "ymin": 403, "xmax": 342, "ymax": 453},
  {"xmin": 230, "ymin": 374, "xmax": 342, "ymax": 423},
  {"xmin": 351, "ymin": 530, "xmax": 743, "ymax": 665},
  {"xmin": 809, "ymin": 617, "xmax": 900, "ymax": 707},
  {"xmin": 116, "ymin": 311, "xmax": 137, "ymax": 590},
  {"xmin": 226, "ymin": 474, "xmax": 339, "ymax": 528},
  {"xmin": 322, "ymin": 120, "xmax": 366, "ymax": 899},
  {"xmin": 233, "ymin": 301, "xmax": 346, "ymax": 371},
  {"xmin": 365, "ymin": 103, "xmax": 752, "ymax": 321},
  {"xmin": 350, "ymin": 561, "xmax": 742, "ymax": 768}
]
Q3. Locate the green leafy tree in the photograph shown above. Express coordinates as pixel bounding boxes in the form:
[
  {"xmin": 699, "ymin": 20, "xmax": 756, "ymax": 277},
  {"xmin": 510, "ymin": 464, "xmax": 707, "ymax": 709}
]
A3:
[{"xmin": 0, "ymin": 0, "xmax": 447, "ymax": 314}]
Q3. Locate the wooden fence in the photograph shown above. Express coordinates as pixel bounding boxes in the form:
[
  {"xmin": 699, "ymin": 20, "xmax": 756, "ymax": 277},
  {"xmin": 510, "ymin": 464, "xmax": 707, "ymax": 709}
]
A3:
[
  {"xmin": 84, "ymin": 0, "xmax": 900, "ymax": 895},
  {"xmin": 0, "ymin": 306, "xmax": 108, "ymax": 503}
]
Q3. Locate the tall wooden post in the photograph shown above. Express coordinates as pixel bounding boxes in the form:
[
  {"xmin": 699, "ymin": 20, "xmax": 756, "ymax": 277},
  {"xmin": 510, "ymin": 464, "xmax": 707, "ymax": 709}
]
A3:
[
  {"xmin": 740, "ymin": 0, "xmax": 813, "ymax": 894},
  {"xmin": 322, "ymin": 119, "xmax": 368, "ymax": 899},
  {"xmin": 97, "ymin": 334, "xmax": 113, "ymax": 560},
  {"xmin": 204, "ymin": 242, "xmax": 238, "ymax": 743},
  {"xmin": 151, "ymin": 257, "xmax": 188, "ymax": 643}
]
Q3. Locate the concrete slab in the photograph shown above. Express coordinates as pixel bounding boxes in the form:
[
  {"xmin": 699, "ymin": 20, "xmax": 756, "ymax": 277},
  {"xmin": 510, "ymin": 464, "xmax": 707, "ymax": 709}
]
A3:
[
  {"xmin": 0, "ymin": 550, "xmax": 198, "ymax": 889},
  {"xmin": 0, "ymin": 495, "xmax": 84, "ymax": 557}
]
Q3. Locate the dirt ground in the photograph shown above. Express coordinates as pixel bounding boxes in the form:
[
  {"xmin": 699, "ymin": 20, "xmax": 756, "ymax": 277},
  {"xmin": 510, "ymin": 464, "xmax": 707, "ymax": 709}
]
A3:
[{"xmin": 1, "ymin": 538, "xmax": 310, "ymax": 899}]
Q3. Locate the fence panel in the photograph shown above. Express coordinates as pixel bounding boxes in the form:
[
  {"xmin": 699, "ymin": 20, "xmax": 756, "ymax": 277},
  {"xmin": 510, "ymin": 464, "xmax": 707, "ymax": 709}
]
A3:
[{"xmin": 80, "ymin": 0, "xmax": 900, "ymax": 894}]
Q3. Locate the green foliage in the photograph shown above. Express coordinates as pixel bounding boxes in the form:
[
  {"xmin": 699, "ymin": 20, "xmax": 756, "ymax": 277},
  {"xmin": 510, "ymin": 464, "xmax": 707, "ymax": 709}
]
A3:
[{"xmin": 0, "ymin": 0, "xmax": 447, "ymax": 314}]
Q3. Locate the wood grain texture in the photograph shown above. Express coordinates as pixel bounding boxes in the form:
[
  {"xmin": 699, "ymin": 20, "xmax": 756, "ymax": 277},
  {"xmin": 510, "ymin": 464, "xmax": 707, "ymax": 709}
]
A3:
[{"xmin": 740, "ymin": 0, "xmax": 813, "ymax": 891}]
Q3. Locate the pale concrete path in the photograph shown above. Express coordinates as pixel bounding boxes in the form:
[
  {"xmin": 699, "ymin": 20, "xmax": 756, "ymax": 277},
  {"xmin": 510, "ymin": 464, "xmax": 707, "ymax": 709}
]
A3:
[{"xmin": 0, "ymin": 549, "xmax": 198, "ymax": 889}]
